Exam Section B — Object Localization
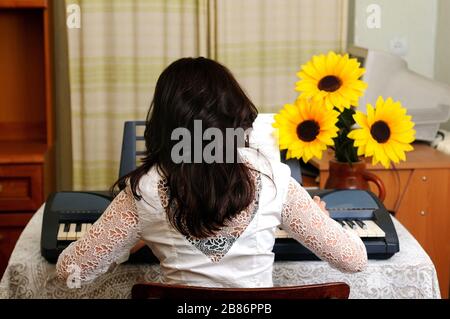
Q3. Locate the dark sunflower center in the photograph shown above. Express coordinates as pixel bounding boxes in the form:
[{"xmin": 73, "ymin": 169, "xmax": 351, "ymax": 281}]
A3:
[
  {"xmin": 370, "ymin": 121, "xmax": 391, "ymax": 143},
  {"xmin": 296, "ymin": 120, "xmax": 320, "ymax": 142},
  {"xmin": 318, "ymin": 75, "xmax": 342, "ymax": 92}
]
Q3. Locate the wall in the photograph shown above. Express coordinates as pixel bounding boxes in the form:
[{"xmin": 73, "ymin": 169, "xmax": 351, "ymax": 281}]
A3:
[
  {"xmin": 435, "ymin": 0, "xmax": 450, "ymax": 85},
  {"xmin": 353, "ymin": 0, "xmax": 438, "ymax": 78},
  {"xmin": 435, "ymin": 0, "xmax": 450, "ymax": 131},
  {"xmin": 53, "ymin": 0, "xmax": 73, "ymax": 190}
]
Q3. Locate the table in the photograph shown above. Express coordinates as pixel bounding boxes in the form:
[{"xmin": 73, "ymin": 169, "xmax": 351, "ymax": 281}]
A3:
[
  {"xmin": 309, "ymin": 143, "xmax": 450, "ymax": 298},
  {"xmin": 0, "ymin": 205, "xmax": 441, "ymax": 299}
]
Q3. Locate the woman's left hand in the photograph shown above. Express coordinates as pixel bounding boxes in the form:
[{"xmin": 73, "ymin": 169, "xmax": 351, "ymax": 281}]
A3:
[{"xmin": 313, "ymin": 196, "xmax": 329, "ymax": 217}]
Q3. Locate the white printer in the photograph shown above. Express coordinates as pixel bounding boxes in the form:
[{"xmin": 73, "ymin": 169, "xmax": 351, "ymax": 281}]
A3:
[{"xmin": 349, "ymin": 47, "xmax": 450, "ymax": 142}]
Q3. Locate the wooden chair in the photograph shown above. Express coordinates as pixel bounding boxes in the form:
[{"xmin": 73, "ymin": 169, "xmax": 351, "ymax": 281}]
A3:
[{"xmin": 131, "ymin": 282, "xmax": 350, "ymax": 300}]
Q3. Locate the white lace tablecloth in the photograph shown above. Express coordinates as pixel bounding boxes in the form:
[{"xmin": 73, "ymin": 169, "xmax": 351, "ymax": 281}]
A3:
[{"xmin": 0, "ymin": 205, "xmax": 441, "ymax": 299}]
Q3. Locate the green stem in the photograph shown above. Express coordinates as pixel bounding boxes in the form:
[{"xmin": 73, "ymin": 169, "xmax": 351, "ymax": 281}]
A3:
[{"xmin": 333, "ymin": 107, "xmax": 359, "ymax": 164}]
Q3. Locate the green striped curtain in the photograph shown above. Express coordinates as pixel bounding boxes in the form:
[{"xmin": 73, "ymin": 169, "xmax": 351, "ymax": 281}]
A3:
[
  {"xmin": 67, "ymin": 0, "xmax": 347, "ymax": 190},
  {"xmin": 215, "ymin": 0, "xmax": 348, "ymax": 112}
]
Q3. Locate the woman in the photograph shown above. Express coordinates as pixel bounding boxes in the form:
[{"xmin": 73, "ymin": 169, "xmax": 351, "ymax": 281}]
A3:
[{"xmin": 56, "ymin": 57, "xmax": 367, "ymax": 287}]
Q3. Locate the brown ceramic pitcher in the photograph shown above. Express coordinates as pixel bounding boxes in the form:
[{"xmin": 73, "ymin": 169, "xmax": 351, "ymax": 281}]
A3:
[{"xmin": 324, "ymin": 160, "xmax": 386, "ymax": 202}]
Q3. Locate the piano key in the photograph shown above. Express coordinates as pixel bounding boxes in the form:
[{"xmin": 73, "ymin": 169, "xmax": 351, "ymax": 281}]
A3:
[
  {"xmin": 341, "ymin": 222, "xmax": 353, "ymax": 232},
  {"xmin": 341, "ymin": 220, "xmax": 361, "ymax": 237},
  {"xmin": 66, "ymin": 223, "xmax": 78, "ymax": 241},
  {"xmin": 362, "ymin": 220, "xmax": 382, "ymax": 237},
  {"xmin": 359, "ymin": 222, "xmax": 371, "ymax": 237},
  {"xmin": 346, "ymin": 220, "xmax": 368, "ymax": 237},
  {"xmin": 86, "ymin": 223, "xmax": 93, "ymax": 233},
  {"xmin": 375, "ymin": 225, "xmax": 386, "ymax": 238},
  {"xmin": 352, "ymin": 223, "xmax": 368, "ymax": 237},
  {"xmin": 355, "ymin": 220, "xmax": 366, "ymax": 229},
  {"xmin": 361, "ymin": 220, "xmax": 369, "ymax": 230},
  {"xmin": 63, "ymin": 223, "xmax": 70, "ymax": 232},
  {"xmin": 332, "ymin": 219, "xmax": 381, "ymax": 238},
  {"xmin": 360, "ymin": 221, "xmax": 376, "ymax": 237},
  {"xmin": 57, "ymin": 224, "xmax": 67, "ymax": 241},
  {"xmin": 75, "ymin": 223, "xmax": 83, "ymax": 240},
  {"xmin": 365, "ymin": 220, "xmax": 386, "ymax": 238},
  {"xmin": 275, "ymin": 228, "xmax": 290, "ymax": 238},
  {"xmin": 344, "ymin": 220, "xmax": 355, "ymax": 229},
  {"xmin": 78, "ymin": 223, "xmax": 88, "ymax": 238}
]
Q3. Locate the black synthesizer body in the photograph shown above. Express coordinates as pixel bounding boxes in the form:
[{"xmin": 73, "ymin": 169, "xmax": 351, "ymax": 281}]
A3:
[{"xmin": 41, "ymin": 189, "xmax": 399, "ymax": 263}]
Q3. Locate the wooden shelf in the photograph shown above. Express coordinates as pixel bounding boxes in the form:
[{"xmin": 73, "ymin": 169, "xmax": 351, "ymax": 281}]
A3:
[
  {"xmin": 0, "ymin": 142, "xmax": 47, "ymax": 164},
  {"xmin": 0, "ymin": 7, "xmax": 51, "ymax": 144},
  {"xmin": 311, "ymin": 142, "xmax": 450, "ymax": 171},
  {"xmin": 0, "ymin": 0, "xmax": 48, "ymax": 9}
]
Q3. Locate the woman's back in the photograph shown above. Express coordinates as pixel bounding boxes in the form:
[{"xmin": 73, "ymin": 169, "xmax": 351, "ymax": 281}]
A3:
[{"xmin": 136, "ymin": 148, "xmax": 291, "ymax": 287}]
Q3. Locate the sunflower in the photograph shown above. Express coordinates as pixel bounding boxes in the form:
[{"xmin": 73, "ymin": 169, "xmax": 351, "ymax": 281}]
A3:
[
  {"xmin": 348, "ymin": 96, "xmax": 416, "ymax": 168},
  {"xmin": 296, "ymin": 51, "xmax": 368, "ymax": 112},
  {"xmin": 272, "ymin": 98, "xmax": 340, "ymax": 162}
]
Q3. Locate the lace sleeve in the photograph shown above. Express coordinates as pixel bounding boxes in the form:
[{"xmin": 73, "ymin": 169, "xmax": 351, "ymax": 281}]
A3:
[
  {"xmin": 56, "ymin": 188, "xmax": 141, "ymax": 284},
  {"xmin": 281, "ymin": 178, "xmax": 368, "ymax": 273}
]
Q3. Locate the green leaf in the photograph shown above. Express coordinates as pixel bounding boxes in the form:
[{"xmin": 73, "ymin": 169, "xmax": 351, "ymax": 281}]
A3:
[{"xmin": 332, "ymin": 108, "xmax": 359, "ymax": 163}]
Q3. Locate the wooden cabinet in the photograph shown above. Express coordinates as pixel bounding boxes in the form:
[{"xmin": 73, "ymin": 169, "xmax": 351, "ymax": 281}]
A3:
[
  {"xmin": 0, "ymin": 164, "xmax": 44, "ymax": 211},
  {"xmin": 395, "ymin": 169, "xmax": 450, "ymax": 299},
  {"xmin": 310, "ymin": 143, "xmax": 450, "ymax": 298},
  {"xmin": 0, "ymin": 0, "xmax": 54, "ymax": 277}
]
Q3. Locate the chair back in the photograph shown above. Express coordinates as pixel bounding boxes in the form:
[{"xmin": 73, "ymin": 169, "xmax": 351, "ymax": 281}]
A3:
[
  {"xmin": 131, "ymin": 282, "xmax": 350, "ymax": 300},
  {"xmin": 118, "ymin": 121, "xmax": 303, "ymax": 184},
  {"xmin": 119, "ymin": 121, "xmax": 146, "ymax": 178}
]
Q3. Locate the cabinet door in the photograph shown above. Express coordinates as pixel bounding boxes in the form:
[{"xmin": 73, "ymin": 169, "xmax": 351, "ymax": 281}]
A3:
[
  {"xmin": 0, "ymin": 213, "xmax": 33, "ymax": 277},
  {"xmin": 0, "ymin": 164, "xmax": 43, "ymax": 211},
  {"xmin": 396, "ymin": 169, "xmax": 450, "ymax": 299}
]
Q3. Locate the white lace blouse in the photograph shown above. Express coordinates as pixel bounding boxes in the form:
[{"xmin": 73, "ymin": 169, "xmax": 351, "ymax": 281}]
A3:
[{"xmin": 56, "ymin": 149, "xmax": 367, "ymax": 287}]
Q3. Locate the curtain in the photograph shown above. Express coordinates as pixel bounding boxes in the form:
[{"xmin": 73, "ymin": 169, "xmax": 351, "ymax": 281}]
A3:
[
  {"xmin": 67, "ymin": 0, "xmax": 348, "ymax": 190},
  {"xmin": 68, "ymin": 0, "xmax": 210, "ymax": 190},
  {"xmin": 215, "ymin": 0, "xmax": 348, "ymax": 112}
]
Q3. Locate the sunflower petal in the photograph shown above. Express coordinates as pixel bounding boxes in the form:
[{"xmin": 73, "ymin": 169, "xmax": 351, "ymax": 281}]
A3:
[{"xmin": 271, "ymin": 97, "xmax": 339, "ymax": 162}]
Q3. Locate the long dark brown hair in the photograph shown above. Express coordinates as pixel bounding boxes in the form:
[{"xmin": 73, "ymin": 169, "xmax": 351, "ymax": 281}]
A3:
[{"xmin": 113, "ymin": 57, "xmax": 259, "ymax": 238}]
